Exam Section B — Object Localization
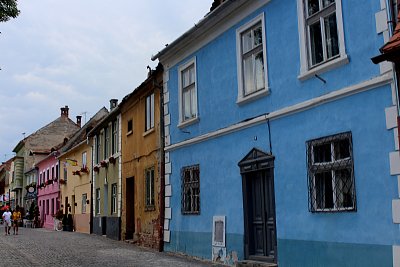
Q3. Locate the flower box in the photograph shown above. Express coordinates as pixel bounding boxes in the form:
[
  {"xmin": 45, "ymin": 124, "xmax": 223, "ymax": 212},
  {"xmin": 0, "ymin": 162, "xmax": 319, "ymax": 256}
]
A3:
[
  {"xmin": 100, "ymin": 160, "xmax": 108, "ymax": 168},
  {"xmin": 94, "ymin": 166, "xmax": 100, "ymax": 172},
  {"xmin": 72, "ymin": 170, "xmax": 81, "ymax": 176},
  {"xmin": 109, "ymin": 156, "xmax": 116, "ymax": 164},
  {"xmin": 59, "ymin": 179, "xmax": 66, "ymax": 185},
  {"xmin": 80, "ymin": 166, "xmax": 89, "ymax": 174}
]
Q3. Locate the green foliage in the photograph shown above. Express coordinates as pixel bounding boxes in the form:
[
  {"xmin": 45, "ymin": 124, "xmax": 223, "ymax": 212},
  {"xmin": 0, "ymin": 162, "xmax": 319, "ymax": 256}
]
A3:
[{"xmin": 0, "ymin": 0, "xmax": 20, "ymax": 22}]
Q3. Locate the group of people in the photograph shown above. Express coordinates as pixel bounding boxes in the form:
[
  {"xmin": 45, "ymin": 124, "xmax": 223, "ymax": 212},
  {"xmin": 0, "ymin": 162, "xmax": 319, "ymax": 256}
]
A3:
[{"xmin": 2, "ymin": 205, "xmax": 21, "ymax": 235}]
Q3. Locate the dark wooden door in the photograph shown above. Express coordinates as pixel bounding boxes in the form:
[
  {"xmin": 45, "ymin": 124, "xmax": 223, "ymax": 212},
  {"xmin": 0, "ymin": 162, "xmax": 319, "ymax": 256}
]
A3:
[
  {"xmin": 125, "ymin": 177, "xmax": 135, "ymax": 239},
  {"xmin": 247, "ymin": 168, "xmax": 276, "ymax": 261}
]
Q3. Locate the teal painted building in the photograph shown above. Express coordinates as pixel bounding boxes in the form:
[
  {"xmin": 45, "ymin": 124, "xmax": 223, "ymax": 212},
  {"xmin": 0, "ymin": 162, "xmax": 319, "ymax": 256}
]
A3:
[{"xmin": 153, "ymin": 0, "xmax": 400, "ymax": 266}]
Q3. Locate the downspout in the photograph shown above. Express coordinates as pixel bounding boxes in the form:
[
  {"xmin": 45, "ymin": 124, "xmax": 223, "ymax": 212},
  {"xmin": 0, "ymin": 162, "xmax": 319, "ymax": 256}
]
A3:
[
  {"xmin": 89, "ymin": 137, "xmax": 93, "ymax": 234},
  {"xmin": 154, "ymin": 75, "xmax": 165, "ymax": 252}
]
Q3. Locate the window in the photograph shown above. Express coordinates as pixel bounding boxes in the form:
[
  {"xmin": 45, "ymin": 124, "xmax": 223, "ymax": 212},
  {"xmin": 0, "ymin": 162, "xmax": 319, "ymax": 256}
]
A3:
[
  {"xmin": 63, "ymin": 166, "xmax": 67, "ymax": 182},
  {"xmin": 46, "ymin": 199, "xmax": 49, "ymax": 215},
  {"xmin": 297, "ymin": 0, "xmax": 347, "ymax": 79},
  {"xmin": 104, "ymin": 127, "xmax": 109, "ymax": 159},
  {"xmin": 82, "ymin": 193, "xmax": 87, "ymax": 214},
  {"xmin": 178, "ymin": 58, "xmax": 198, "ymax": 125},
  {"xmin": 39, "ymin": 173, "xmax": 42, "ymax": 184},
  {"xmin": 51, "ymin": 166, "xmax": 55, "ymax": 179},
  {"xmin": 181, "ymin": 165, "xmax": 200, "ymax": 214},
  {"xmin": 306, "ymin": 132, "xmax": 356, "ymax": 212},
  {"xmin": 55, "ymin": 164, "xmax": 59, "ymax": 180},
  {"xmin": 111, "ymin": 183, "xmax": 117, "ymax": 214},
  {"xmin": 145, "ymin": 93, "xmax": 155, "ymax": 131},
  {"xmin": 96, "ymin": 188, "xmax": 101, "ymax": 214},
  {"xmin": 236, "ymin": 13, "xmax": 268, "ymax": 104},
  {"xmin": 112, "ymin": 119, "xmax": 118, "ymax": 154},
  {"xmin": 127, "ymin": 119, "xmax": 133, "ymax": 134},
  {"xmin": 145, "ymin": 167, "xmax": 155, "ymax": 210},
  {"xmin": 47, "ymin": 169, "xmax": 50, "ymax": 182},
  {"xmin": 82, "ymin": 152, "xmax": 87, "ymax": 168},
  {"xmin": 96, "ymin": 134, "xmax": 101, "ymax": 164}
]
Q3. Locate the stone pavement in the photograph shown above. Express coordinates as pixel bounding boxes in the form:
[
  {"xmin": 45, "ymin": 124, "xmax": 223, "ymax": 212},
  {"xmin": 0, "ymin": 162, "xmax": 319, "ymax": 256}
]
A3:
[{"xmin": 0, "ymin": 227, "xmax": 218, "ymax": 267}]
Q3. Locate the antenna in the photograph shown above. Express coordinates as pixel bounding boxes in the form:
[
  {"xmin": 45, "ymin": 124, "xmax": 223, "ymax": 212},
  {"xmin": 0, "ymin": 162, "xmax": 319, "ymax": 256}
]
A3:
[{"xmin": 80, "ymin": 112, "xmax": 88, "ymax": 124}]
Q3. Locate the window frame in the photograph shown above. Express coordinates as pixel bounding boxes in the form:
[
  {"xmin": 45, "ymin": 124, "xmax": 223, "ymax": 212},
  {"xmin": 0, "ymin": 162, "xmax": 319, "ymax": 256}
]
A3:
[
  {"xmin": 112, "ymin": 119, "xmax": 118, "ymax": 154},
  {"xmin": 178, "ymin": 57, "xmax": 199, "ymax": 128},
  {"xmin": 236, "ymin": 13, "xmax": 269, "ymax": 105},
  {"xmin": 82, "ymin": 193, "xmax": 87, "ymax": 214},
  {"xmin": 145, "ymin": 167, "xmax": 155, "ymax": 211},
  {"xmin": 306, "ymin": 132, "xmax": 356, "ymax": 212},
  {"xmin": 95, "ymin": 188, "xmax": 101, "ymax": 215},
  {"xmin": 82, "ymin": 151, "xmax": 87, "ymax": 169},
  {"xmin": 111, "ymin": 183, "xmax": 117, "ymax": 214},
  {"xmin": 297, "ymin": 0, "xmax": 348, "ymax": 80},
  {"xmin": 104, "ymin": 126, "xmax": 109, "ymax": 159},
  {"xmin": 181, "ymin": 164, "xmax": 200, "ymax": 215},
  {"xmin": 145, "ymin": 93, "xmax": 155, "ymax": 132}
]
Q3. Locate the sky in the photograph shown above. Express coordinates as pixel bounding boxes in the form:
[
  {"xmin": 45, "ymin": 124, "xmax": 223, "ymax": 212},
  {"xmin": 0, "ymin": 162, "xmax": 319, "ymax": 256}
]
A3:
[{"xmin": 0, "ymin": 0, "xmax": 212, "ymax": 161}]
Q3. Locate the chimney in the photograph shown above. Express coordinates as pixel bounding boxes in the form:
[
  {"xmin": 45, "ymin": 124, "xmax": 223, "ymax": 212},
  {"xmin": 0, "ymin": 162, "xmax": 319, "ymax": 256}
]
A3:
[
  {"xmin": 76, "ymin": 116, "xmax": 82, "ymax": 127},
  {"xmin": 110, "ymin": 99, "xmax": 118, "ymax": 111},
  {"xmin": 61, "ymin": 106, "xmax": 69, "ymax": 118}
]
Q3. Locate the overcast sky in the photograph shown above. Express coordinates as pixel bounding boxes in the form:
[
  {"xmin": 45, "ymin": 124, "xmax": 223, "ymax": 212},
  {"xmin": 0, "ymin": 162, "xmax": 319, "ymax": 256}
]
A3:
[{"xmin": 0, "ymin": 0, "xmax": 212, "ymax": 161}]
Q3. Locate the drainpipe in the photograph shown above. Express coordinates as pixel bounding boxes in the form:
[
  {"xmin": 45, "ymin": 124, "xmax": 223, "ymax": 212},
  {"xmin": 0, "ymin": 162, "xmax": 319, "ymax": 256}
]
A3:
[{"xmin": 154, "ymin": 72, "xmax": 165, "ymax": 252}]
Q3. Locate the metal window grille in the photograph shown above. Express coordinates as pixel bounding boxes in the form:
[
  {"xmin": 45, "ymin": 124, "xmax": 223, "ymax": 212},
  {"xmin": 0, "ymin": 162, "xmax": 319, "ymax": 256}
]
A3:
[
  {"xmin": 145, "ymin": 168, "xmax": 155, "ymax": 209},
  {"xmin": 111, "ymin": 183, "xmax": 117, "ymax": 214},
  {"xmin": 306, "ymin": 132, "xmax": 356, "ymax": 212},
  {"xmin": 181, "ymin": 165, "xmax": 200, "ymax": 215}
]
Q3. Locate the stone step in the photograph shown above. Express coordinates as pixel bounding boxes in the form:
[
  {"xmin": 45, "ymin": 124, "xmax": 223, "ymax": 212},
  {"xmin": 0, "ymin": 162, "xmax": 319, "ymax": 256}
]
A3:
[{"xmin": 236, "ymin": 260, "xmax": 278, "ymax": 267}]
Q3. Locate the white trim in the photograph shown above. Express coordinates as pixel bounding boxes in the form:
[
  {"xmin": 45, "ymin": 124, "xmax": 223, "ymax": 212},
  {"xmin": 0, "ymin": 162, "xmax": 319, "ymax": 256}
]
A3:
[
  {"xmin": 165, "ymin": 73, "xmax": 392, "ymax": 152},
  {"xmin": 178, "ymin": 57, "xmax": 199, "ymax": 127},
  {"xmin": 394, "ymin": 245, "xmax": 400, "ymax": 267},
  {"xmin": 375, "ymin": 9, "xmax": 388, "ymax": 34},
  {"xmin": 390, "ymin": 151, "xmax": 400, "ymax": 175},
  {"xmin": 385, "ymin": 105, "xmax": 398, "ymax": 129},
  {"xmin": 236, "ymin": 13, "xmax": 269, "ymax": 104},
  {"xmin": 297, "ymin": 0, "xmax": 348, "ymax": 80},
  {"xmin": 392, "ymin": 199, "xmax": 400, "ymax": 223}
]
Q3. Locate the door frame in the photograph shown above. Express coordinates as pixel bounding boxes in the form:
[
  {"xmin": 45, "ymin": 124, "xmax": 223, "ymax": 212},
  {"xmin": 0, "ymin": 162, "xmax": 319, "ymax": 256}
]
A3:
[{"xmin": 238, "ymin": 148, "xmax": 277, "ymax": 263}]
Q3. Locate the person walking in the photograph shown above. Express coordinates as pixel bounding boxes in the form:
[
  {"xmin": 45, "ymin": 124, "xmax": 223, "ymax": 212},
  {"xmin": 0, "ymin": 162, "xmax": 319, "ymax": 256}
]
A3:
[
  {"xmin": 12, "ymin": 206, "xmax": 21, "ymax": 235},
  {"xmin": 2, "ymin": 207, "xmax": 11, "ymax": 235}
]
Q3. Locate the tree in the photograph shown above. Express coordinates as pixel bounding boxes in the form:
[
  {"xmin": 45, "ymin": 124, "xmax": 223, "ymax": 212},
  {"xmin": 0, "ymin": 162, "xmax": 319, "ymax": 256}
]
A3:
[{"xmin": 0, "ymin": 0, "xmax": 20, "ymax": 23}]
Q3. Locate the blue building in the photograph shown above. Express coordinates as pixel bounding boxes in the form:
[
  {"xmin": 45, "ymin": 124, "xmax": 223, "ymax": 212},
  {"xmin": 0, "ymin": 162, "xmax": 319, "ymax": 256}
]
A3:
[{"xmin": 152, "ymin": 0, "xmax": 400, "ymax": 266}]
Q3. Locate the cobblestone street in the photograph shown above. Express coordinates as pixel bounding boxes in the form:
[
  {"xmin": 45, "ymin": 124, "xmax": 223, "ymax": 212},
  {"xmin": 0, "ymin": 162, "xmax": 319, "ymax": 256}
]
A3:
[{"xmin": 0, "ymin": 227, "xmax": 215, "ymax": 267}]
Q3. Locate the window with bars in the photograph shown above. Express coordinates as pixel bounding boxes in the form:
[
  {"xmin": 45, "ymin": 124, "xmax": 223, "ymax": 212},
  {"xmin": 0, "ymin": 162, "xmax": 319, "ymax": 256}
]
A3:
[
  {"xmin": 145, "ymin": 168, "xmax": 155, "ymax": 210},
  {"xmin": 305, "ymin": 0, "xmax": 339, "ymax": 67},
  {"xmin": 306, "ymin": 132, "xmax": 356, "ymax": 212},
  {"xmin": 181, "ymin": 165, "xmax": 200, "ymax": 215}
]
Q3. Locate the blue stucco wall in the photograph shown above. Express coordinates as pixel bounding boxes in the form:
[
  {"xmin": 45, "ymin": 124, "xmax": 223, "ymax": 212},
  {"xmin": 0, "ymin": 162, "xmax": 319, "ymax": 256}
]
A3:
[{"xmin": 163, "ymin": 0, "xmax": 398, "ymax": 265}]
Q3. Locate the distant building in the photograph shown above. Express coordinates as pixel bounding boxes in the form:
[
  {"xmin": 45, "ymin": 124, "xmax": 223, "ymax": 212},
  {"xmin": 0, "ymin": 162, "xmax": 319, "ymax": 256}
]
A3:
[{"xmin": 119, "ymin": 64, "xmax": 164, "ymax": 250}]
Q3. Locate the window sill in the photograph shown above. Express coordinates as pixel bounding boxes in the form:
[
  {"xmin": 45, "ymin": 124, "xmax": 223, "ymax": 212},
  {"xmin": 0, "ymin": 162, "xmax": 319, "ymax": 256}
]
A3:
[
  {"xmin": 298, "ymin": 55, "xmax": 349, "ymax": 81},
  {"xmin": 236, "ymin": 88, "xmax": 270, "ymax": 106},
  {"xmin": 142, "ymin": 128, "xmax": 155, "ymax": 137},
  {"xmin": 145, "ymin": 205, "xmax": 155, "ymax": 212},
  {"xmin": 126, "ymin": 130, "xmax": 133, "ymax": 136},
  {"xmin": 178, "ymin": 117, "xmax": 199, "ymax": 129}
]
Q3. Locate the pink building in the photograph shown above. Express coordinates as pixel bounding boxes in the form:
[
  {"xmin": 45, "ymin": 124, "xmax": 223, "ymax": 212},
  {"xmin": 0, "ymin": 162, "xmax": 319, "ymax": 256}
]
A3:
[{"xmin": 36, "ymin": 151, "xmax": 60, "ymax": 229}]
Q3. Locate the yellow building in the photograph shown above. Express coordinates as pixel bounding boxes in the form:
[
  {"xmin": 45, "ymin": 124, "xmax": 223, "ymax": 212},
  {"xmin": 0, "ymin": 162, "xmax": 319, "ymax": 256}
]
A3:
[
  {"xmin": 120, "ymin": 65, "xmax": 164, "ymax": 250},
  {"xmin": 58, "ymin": 108, "xmax": 108, "ymax": 233}
]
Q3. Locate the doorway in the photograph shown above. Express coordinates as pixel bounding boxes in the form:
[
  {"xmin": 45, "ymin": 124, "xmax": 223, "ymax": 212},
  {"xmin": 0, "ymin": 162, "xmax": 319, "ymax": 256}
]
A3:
[
  {"xmin": 125, "ymin": 177, "xmax": 135, "ymax": 239},
  {"xmin": 239, "ymin": 148, "xmax": 277, "ymax": 263}
]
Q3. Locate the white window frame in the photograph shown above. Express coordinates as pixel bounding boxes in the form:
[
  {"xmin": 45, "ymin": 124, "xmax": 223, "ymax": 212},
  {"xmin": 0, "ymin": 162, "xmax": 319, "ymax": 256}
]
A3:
[
  {"xmin": 297, "ymin": 0, "xmax": 348, "ymax": 80},
  {"xmin": 145, "ymin": 93, "xmax": 155, "ymax": 132},
  {"xmin": 236, "ymin": 13, "xmax": 269, "ymax": 105},
  {"xmin": 82, "ymin": 152, "xmax": 87, "ymax": 169},
  {"xmin": 178, "ymin": 57, "xmax": 199, "ymax": 128}
]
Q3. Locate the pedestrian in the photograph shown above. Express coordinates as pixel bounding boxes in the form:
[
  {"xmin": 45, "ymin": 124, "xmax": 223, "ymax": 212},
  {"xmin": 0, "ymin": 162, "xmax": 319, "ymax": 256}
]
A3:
[
  {"xmin": 12, "ymin": 205, "xmax": 21, "ymax": 235},
  {"xmin": 2, "ymin": 207, "xmax": 11, "ymax": 235}
]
